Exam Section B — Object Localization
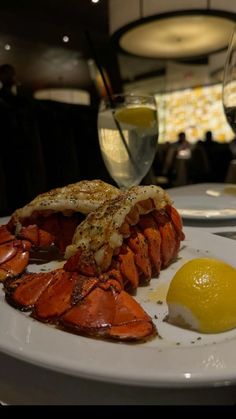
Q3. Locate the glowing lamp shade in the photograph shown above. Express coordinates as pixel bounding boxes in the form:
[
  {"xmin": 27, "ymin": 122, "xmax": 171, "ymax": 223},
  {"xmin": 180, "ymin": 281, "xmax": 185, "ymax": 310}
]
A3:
[
  {"xmin": 120, "ymin": 15, "xmax": 234, "ymax": 59},
  {"xmin": 110, "ymin": 0, "xmax": 236, "ymax": 59},
  {"xmin": 34, "ymin": 88, "xmax": 90, "ymax": 105}
]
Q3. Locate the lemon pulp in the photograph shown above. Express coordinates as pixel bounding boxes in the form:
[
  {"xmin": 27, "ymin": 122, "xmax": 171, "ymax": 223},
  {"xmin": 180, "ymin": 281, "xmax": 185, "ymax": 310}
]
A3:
[
  {"xmin": 166, "ymin": 258, "xmax": 236, "ymax": 333},
  {"xmin": 115, "ymin": 107, "xmax": 156, "ymax": 128}
]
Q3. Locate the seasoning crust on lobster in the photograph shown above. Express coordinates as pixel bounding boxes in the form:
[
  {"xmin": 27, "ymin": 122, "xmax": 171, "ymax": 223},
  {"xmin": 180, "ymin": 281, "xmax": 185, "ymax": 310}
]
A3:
[
  {"xmin": 0, "ymin": 180, "xmax": 120, "ymax": 280},
  {"xmin": 10, "ymin": 179, "xmax": 120, "ymax": 227},
  {"xmin": 3, "ymin": 185, "xmax": 185, "ymax": 343}
]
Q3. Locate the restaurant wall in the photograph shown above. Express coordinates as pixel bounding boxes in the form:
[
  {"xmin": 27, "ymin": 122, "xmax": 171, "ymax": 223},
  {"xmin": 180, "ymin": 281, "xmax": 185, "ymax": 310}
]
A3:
[{"xmin": 155, "ymin": 83, "xmax": 234, "ymax": 144}]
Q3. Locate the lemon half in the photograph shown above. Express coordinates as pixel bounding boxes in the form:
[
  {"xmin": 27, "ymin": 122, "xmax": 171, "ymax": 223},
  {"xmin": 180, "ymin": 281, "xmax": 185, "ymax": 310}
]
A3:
[
  {"xmin": 115, "ymin": 107, "xmax": 156, "ymax": 128},
  {"xmin": 166, "ymin": 258, "xmax": 236, "ymax": 333}
]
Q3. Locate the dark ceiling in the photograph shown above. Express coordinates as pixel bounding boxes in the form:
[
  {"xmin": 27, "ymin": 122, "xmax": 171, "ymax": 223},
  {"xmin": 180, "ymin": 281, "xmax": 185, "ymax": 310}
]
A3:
[
  {"xmin": 0, "ymin": 0, "xmax": 109, "ymax": 53},
  {"xmin": 0, "ymin": 0, "xmax": 112, "ymax": 92},
  {"xmin": 0, "ymin": 1, "xmax": 209, "ymax": 96}
]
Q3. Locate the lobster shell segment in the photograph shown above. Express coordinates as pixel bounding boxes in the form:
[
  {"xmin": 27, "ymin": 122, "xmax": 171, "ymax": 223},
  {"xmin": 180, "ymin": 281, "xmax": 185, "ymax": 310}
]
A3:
[
  {"xmin": 61, "ymin": 284, "xmax": 155, "ymax": 341},
  {"xmin": 0, "ymin": 223, "xmax": 55, "ymax": 281},
  {"xmin": 64, "ymin": 186, "xmax": 184, "ymax": 290},
  {"xmin": 5, "ymin": 268, "xmax": 155, "ymax": 341}
]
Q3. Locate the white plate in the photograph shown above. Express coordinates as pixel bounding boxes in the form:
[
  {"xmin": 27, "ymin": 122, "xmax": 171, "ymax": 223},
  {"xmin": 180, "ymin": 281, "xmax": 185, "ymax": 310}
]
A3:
[
  {"xmin": 173, "ymin": 194, "xmax": 236, "ymax": 220},
  {"xmin": 1, "ymin": 227, "xmax": 236, "ymax": 388}
]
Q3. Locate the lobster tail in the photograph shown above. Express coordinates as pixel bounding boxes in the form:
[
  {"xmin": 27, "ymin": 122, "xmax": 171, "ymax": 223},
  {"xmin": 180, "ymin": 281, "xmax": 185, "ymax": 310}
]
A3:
[{"xmin": 3, "ymin": 184, "xmax": 185, "ymax": 343}]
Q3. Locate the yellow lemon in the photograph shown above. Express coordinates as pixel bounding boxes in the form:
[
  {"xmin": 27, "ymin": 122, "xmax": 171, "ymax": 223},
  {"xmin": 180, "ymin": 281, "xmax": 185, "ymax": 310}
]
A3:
[
  {"xmin": 166, "ymin": 258, "xmax": 236, "ymax": 333},
  {"xmin": 115, "ymin": 107, "xmax": 156, "ymax": 128}
]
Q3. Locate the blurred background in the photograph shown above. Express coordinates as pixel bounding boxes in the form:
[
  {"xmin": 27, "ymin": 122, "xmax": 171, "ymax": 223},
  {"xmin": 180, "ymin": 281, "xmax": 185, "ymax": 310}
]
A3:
[{"xmin": 1, "ymin": 0, "xmax": 236, "ymax": 215}]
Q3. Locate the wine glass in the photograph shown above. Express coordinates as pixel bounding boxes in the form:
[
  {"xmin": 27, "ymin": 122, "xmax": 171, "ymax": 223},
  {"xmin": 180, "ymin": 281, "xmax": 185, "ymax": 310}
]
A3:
[
  {"xmin": 97, "ymin": 93, "xmax": 158, "ymax": 189},
  {"xmin": 223, "ymin": 26, "xmax": 236, "ymax": 133}
]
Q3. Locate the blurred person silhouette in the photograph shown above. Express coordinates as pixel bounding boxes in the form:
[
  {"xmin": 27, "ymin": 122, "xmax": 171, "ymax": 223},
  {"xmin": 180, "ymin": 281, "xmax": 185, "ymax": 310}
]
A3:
[
  {"xmin": 174, "ymin": 132, "xmax": 193, "ymax": 185},
  {"xmin": 177, "ymin": 131, "xmax": 188, "ymax": 148},
  {"xmin": 162, "ymin": 132, "xmax": 191, "ymax": 184},
  {"xmin": 0, "ymin": 64, "xmax": 17, "ymax": 104},
  {"xmin": 202, "ymin": 130, "xmax": 232, "ymax": 182},
  {"xmin": 204, "ymin": 130, "xmax": 214, "ymax": 148},
  {"xmin": 189, "ymin": 139, "xmax": 210, "ymax": 183},
  {"xmin": 175, "ymin": 131, "xmax": 192, "ymax": 159},
  {"xmin": 229, "ymin": 135, "xmax": 236, "ymax": 158},
  {"xmin": 201, "ymin": 130, "xmax": 215, "ymax": 181}
]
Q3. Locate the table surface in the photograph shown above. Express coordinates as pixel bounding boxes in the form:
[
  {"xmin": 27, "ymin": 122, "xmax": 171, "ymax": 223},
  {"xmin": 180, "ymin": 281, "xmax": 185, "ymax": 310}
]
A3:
[{"xmin": 1, "ymin": 183, "xmax": 236, "ymax": 405}]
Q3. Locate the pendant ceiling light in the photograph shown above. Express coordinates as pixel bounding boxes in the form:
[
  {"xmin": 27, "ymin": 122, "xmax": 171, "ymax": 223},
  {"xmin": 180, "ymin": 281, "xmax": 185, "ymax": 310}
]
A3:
[
  {"xmin": 109, "ymin": 0, "xmax": 236, "ymax": 59},
  {"xmin": 34, "ymin": 88, "xmax": 90, "ymax": 105}
]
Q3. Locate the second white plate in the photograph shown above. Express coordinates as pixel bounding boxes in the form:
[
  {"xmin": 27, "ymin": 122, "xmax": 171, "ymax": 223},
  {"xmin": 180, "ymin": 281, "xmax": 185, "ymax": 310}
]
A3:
[{"xmin": 173, "ymin": 194, "xmax": 236, "ymax": 220}]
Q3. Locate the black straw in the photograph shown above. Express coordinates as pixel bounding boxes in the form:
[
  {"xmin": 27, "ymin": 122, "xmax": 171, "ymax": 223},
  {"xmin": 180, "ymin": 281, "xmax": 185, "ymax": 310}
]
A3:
[{"xmin": 85, "ymin": 31, "xmax": 140, "ymax": 176}]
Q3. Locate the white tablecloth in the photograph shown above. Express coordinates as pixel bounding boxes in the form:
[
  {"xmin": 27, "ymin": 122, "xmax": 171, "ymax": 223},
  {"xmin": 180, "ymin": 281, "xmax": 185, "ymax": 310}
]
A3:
[{"xmin": 1, "ymin": 183, "xmax": 236, "ymax": 405}]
